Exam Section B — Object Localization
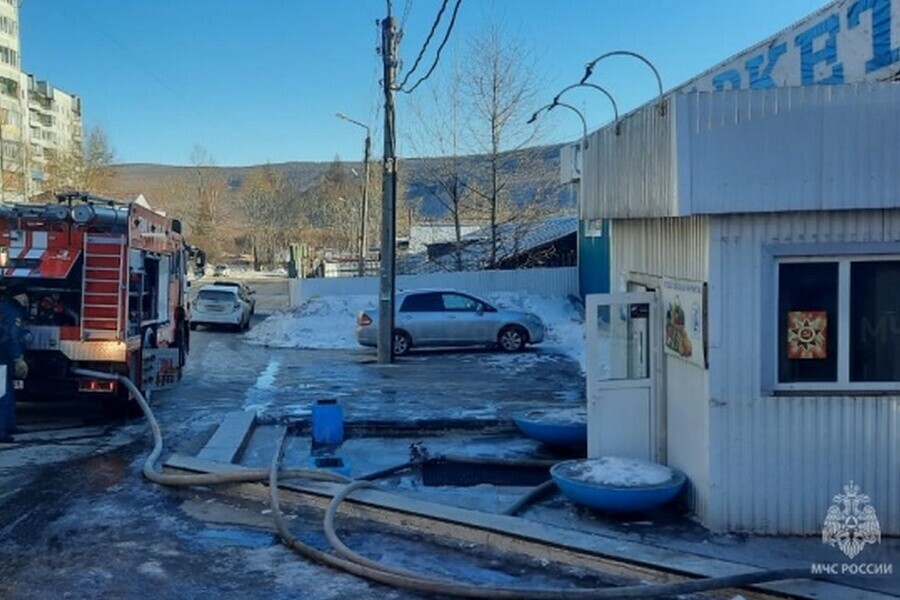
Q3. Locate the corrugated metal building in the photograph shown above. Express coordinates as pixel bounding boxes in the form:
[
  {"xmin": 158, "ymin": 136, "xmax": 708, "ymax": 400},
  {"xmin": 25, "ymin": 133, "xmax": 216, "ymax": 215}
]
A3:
[{"xmin": 582, "ymin": 82, "xmax": 900, "ymax": 534}]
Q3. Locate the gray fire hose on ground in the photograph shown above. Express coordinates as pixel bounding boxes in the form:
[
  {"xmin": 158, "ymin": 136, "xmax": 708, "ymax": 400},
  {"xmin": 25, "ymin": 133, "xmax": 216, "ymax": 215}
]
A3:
[{"xmin": 74, "ymin": 368, "xmax": 819, "ymax": 599}]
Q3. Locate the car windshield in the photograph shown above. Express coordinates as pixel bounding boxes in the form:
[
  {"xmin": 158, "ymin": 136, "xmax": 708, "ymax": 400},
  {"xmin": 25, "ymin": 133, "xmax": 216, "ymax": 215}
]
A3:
[{"xmin": 198, "ymin": 290, "xmax": 235, "ymax": 302}]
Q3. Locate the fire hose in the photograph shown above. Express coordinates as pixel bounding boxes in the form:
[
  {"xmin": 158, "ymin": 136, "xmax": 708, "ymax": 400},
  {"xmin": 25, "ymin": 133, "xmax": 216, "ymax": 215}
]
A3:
[{"xmin": 73, "ymin": 368, "xmax": 819, "ymax": 599}]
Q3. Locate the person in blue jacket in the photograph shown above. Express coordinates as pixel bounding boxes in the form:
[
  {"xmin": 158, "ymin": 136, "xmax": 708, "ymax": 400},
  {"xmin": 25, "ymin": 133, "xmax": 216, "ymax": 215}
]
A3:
[{"xmin": 0, "ymin": 287, "xmax": 29, "ymax": 441}]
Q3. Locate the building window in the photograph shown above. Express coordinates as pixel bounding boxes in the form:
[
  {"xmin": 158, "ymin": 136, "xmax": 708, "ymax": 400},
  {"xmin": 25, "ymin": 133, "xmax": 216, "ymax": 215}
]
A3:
[
  {"xmin": 0, "ymin": 16, "xmax": 17, "ymax": 36},
  {"xmin": 0, "ymin": 75, "xmax": 17, "ymax": 98},
  {"xmin": 850, "ymin": 261, "xmax": 900, "ymax": 382},
  {"xmin": 776, "ymin": 257, "xmax": 900, "ymax": 390},
  {"xmin": 0, "ymin": 45, "xmax": 17, "ymax": 67},
  {"xmin": 778, "ymin": 262, "xmax": 838, "ymax": 383}
]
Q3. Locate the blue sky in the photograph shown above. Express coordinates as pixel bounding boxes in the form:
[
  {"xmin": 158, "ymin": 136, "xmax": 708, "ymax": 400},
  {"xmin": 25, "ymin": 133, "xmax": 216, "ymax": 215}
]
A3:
[{"xmin": 21, "ymin": 1, "xmax": 827, "ymax": 167}]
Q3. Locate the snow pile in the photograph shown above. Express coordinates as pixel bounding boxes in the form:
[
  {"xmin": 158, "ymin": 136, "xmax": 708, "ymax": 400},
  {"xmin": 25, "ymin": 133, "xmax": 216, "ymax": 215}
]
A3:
[
  {"xmin": 245, "ymin": 295, "xmax": 375, "ymax": 349},
  {"xmin": 567, "ymin": 457, "xmax": 674, "ymax": 487},
  {"xmin": 245, "ymin": 292, "xmax": 586, "ymax": 369}
]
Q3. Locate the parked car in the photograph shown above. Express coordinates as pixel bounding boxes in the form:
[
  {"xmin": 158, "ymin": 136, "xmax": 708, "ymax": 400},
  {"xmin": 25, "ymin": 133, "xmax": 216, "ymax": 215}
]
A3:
[
  {"xmin": 213, "ymin": 264, "xmax": 230, "ymax": 277},
  {"xmin": 356, "ymin": 289, "xmax": 545, "ymax": 356},
  {"xmin": 190, "ymin": 285, "xmax": 252, "ymax": 331},
  {"xmin": 211, "ymin": 280, "xmax": 256, "ymax": 314}
]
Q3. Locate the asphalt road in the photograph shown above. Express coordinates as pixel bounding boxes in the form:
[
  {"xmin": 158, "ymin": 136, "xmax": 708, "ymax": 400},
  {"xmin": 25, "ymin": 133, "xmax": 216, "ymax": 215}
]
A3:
[{"xmin": 0, "ymin": 277, "xmax": 590, "ymax": 600}]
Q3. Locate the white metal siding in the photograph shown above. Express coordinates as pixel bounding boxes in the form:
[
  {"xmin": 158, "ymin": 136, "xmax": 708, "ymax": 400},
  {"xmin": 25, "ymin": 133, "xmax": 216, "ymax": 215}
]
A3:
[
  {"xmin": 685, "ymin": 84, "xmax": 900, "ymax": 215},
  {"xmin": 708, "ymin": 210, "xmax": 900, "ymax": 534},
  {"xmin": 611, "ymin": 217, "xmax": 709, "ymax": 285},
  {"xmin": 582, "ymin": 97, "xmax": 677, "ymax": 220},
  {"xmin": 611, "ymin": 216, "xmax": 711, "ymax": 520},
  {"xmin": 582, "ymin": 84, "xmax": 900, "ymax": 220}
]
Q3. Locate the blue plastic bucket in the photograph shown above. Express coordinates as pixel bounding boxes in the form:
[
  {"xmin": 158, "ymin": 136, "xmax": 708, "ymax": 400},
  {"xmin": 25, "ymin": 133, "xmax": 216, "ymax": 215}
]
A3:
[{"xmin": 312, "ymin": 398, "xmax": 344, "ymax": 446}]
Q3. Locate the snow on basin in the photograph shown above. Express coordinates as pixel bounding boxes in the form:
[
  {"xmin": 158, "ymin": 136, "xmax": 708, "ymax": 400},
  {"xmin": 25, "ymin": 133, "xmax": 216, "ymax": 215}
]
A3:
[
  {"xmin": 513, "ymin": 407, "xmax": 587, "ymax": 445},
  {"xmin": 551, "ymin": 457, "xmax": 686, "ymax": 513}
]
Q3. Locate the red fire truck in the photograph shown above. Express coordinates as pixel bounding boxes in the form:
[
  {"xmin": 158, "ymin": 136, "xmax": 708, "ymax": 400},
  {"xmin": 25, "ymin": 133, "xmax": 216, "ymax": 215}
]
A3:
[{"xmin": 0, "ymin": 192, "xmax": 195, "ymax": 406}]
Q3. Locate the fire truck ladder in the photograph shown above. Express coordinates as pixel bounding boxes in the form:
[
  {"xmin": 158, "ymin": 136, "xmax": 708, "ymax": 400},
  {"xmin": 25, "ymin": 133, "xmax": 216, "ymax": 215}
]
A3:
[{"xmin": 81, "ymin": 234, "xmax": 126, "ymax": 340}]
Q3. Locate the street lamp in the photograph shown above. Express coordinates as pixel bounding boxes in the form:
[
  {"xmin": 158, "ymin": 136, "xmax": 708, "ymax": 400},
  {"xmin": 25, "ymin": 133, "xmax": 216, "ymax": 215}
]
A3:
[
  {"xmin": 580, "ymin": 50, "xmax": 665, "ymax": 116},
  {"xmin": 528, "ymin": 101, "xmax": 587, "ymax": 148},
  {"xmin": 528, "ymin": 100, "xmax": 588, "ymax": 210},
  {"xmin": 529, "ymin": 101, "xmax": 589, "ymax": 299},
  {"xmin": 553, "ymin": 82, "xmax": 621, "ymax": 135},
  {"xmin": 336, "ymin": 112, "xmax": 372, "ymax": 277}
]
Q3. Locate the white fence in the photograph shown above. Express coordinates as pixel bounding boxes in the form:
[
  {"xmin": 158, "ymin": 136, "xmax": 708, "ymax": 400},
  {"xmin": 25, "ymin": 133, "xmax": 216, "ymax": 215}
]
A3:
[{"xmin": 288, "ymin": 267, "xmax": 578, "ymax": 307}]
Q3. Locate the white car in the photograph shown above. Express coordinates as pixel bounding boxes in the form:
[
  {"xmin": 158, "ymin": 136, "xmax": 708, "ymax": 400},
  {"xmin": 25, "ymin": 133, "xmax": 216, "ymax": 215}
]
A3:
[
  {"xmin": 211, "ymin": 280, "xmax": 256, "ymax": 315},
  {"xmin": 190, "ymin": 285, "xmax": 252, "ymax": 331}
]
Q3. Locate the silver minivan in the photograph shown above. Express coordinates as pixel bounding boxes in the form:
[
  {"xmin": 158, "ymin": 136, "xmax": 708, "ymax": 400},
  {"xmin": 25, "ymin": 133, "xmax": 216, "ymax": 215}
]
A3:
[{"xmin": 356, "ymin": 290, "xmax": 545, "ymax": 356}]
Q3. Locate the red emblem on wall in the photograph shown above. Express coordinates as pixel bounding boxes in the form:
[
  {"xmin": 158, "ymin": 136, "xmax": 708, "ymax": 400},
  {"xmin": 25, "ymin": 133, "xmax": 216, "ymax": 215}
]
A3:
[{"xmin": 787, "ymin": 311, "xmax": 827, "ymax": 359}]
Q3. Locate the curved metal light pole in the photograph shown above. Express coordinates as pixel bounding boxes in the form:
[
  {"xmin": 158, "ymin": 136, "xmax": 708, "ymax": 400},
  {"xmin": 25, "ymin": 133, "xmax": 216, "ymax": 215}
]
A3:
[
  {"xmin": 527, "ymin": 101, "xmax": 587, "ymax": 148},
  {"xmin": 528, "ymin": 100, "xmax": 589, "ymax": 296},
  {"xmin": 581, "ymin": 50, "xmax": 665, "ymax": 116},
  {"xmin": 553, "ymin": 82, "xmax": 620, "ymax": 135},
  {"xmin": 336, "ymin": 113, "xmax": 372, "ymax": 277}
]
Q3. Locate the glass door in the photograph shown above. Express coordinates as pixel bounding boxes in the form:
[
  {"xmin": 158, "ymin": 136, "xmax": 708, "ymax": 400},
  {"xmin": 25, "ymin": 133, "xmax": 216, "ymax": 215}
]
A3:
[{"xmin": 585, "ymin": 291, "xmax": 662, "ymax": 461}]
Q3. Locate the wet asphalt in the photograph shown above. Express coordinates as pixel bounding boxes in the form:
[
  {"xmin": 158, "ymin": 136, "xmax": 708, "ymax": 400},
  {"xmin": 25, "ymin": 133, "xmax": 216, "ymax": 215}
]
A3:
[{"xmin": 0, "ymin": 278, "xmax": 593, "ymax": 600}]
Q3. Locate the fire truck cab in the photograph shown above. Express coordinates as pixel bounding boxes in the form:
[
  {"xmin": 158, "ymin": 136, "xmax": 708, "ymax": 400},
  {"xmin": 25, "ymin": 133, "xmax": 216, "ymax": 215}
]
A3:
[{"xmin": 0, "ymin": 192, "xmax": 192, "ymax": 405}]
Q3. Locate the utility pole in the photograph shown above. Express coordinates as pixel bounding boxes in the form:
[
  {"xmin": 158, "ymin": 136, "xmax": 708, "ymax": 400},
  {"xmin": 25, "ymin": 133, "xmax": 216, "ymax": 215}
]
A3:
[
  {"xmin": 360, "ymin": 132, "xmax": 370, "ymax": 277},
  {"xmin": 378, "ymin": 3, "xmax": 398, "ymax": 364},
  {"xmin": 335, "ymin": 112, "xmax": 371, "ymax": 278}
]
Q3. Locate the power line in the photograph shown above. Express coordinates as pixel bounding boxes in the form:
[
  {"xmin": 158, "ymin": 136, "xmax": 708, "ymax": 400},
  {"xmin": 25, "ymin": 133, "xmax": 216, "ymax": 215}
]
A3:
[
  {"xmin": 396, "ymin": 0, "xmax": 448, "ymax": 91},
  {"xmin": 399, "ymin": 0, "xmax": 414, "ymax": 30},
  {"xmin": 51, "ymin": 2, "xmax": 190, "ymax": 109},
  {"xmin": 398, "ymin": 0, "xmax": 461, "ymax": 94}
]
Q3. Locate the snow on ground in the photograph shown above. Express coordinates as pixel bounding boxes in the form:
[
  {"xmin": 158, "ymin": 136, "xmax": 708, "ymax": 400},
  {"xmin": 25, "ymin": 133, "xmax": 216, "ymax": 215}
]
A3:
[{"xmin": 246, "ymin": 292, "xmax": 586, "ymax": 371}]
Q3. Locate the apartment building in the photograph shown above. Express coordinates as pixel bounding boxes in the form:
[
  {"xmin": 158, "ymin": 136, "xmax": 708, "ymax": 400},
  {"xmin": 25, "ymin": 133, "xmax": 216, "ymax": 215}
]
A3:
[{"xmin": 0, "ymin": 0, "xmax": 83, "ymax": 201}]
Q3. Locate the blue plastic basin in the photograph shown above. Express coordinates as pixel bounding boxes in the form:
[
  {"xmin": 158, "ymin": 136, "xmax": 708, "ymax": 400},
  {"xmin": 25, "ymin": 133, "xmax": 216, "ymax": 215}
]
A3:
[
  {"xmin": 551, "ymin": 458, "xmax": 686, "ymax": 513},
  {"xmin": 513, "ymin": 408, "xmax": 587, "ymax": 446}
]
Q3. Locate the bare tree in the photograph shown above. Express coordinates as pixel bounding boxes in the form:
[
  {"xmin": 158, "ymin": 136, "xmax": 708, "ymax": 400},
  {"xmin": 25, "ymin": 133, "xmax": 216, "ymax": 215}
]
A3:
[
  {"xmin": 407, "ymin": 64, "xmax": 480, "ymax": 271},
  {"xmin": 82, "ymin": 126, "xmax": 116, "ymax": 192},
  {"xmin": 311, "ymin": 157, "xmax": 363, "ymax": 253},
  {"xmin": 238, "ymin": 164, "xmax": 297, "ymax": 269},
  {"xmin": 188, "ymin": 145, "xmax": 227, "ymax": 260},
  {"xmin": 43, "ymin": 125, "xmax": 116, "ymax": 195},
  {"xmin": 461, "ymin": 22, "xmax": 553, "ymax": 268},
  {"xmin": 403, "ymin": 21, "xmax": 559, "ymax": 271}
]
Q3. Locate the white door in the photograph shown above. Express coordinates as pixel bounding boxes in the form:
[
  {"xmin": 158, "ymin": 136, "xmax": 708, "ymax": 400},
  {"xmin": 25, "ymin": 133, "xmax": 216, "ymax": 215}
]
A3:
[{"xmin": 585, "ymin": 292, "xmax": 663, "ymax": 462}]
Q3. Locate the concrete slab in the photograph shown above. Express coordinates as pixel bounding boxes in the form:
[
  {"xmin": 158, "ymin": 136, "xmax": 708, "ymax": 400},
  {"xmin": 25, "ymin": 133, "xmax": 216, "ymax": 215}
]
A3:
[{"xmin": 195, "ymin": 411, "xmax": 256, "ymax": 464}]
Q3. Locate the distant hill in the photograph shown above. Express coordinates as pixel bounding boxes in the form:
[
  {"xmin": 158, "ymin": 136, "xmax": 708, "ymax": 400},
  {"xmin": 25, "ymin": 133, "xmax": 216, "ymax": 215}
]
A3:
[{"xmin": 102, "ymin": 143, "xmax": 572, "ymax": 257}]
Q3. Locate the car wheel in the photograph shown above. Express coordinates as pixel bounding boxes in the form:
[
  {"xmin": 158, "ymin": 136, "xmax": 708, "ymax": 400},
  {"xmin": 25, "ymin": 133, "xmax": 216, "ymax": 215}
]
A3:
[
  {"xmin": 393, "ymin": 330, "xmax": 412, "ymax": 356},
  {"xmin": 498, "ymin": 325, "xmax": 527, "ymax": 352}
]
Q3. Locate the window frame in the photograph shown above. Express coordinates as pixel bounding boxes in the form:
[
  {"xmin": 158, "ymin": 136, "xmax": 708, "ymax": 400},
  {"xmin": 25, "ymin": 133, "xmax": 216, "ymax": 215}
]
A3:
[{"xmin": 764, "ymin": 243, "xmax": 900, "ymax": 393}]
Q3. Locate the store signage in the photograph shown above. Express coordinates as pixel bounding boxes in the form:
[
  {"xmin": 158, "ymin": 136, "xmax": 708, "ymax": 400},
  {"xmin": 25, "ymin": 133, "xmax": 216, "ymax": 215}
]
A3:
[{"xmin": 679, "ymin": 0, "xmax": 900, "ymax": 93}]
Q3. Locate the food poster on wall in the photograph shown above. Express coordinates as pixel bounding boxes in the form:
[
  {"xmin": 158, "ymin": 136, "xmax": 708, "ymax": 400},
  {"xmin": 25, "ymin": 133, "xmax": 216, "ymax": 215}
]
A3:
[{"xmin": 662, "ymin": 278, "xmax": 705, "ymax": 369}]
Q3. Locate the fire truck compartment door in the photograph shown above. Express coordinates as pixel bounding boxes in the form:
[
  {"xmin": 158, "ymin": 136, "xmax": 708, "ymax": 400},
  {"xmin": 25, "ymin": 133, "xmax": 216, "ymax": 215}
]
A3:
[
  {"xmin": 142, "ymin": 348, "xmax": 181, "ymax": 390},
  {"xmin": 2, "ymin": 230, "xmax": 82, "ymax": 278}
]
